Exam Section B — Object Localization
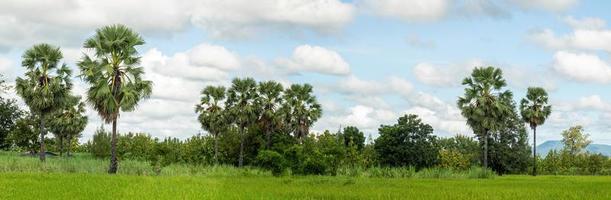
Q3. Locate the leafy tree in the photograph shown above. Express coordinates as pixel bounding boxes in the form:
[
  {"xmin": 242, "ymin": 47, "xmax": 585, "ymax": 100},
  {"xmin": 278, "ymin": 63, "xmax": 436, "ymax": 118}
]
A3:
[
  {"xmin": 561, "ymin": 126, "xmax": 591, "ymax": 156},
  {"xmin": 374, "ymin": 114, "xmax": 439, "ymax": 169},
  {"xmin": 195, "ymin": 86, "xmax": 227, "ymax": 164},
  {"xmin": 78, "ymin": 24, "xmax": 153, "ymax": 174},
  {"xmin": 8, "ymin": 114, "xmax": 39, "ymax": 153},
  {"xmin": 519, "ymin": 87, "xmax": 552, "ymax": 176},
  {"xmin": 0, "ymin": 96, "xmax": 23, "ymax": 150},
  {"xmin": 282, "ymin": 84, "xmax": 322, "ymax": 142},
  {"xmin": 342, "ymin": 126, "xmax": 365, "ymax": 151},
  {"xmin": 488, "ymin": 104, "xmax": 531, "ymax": 174},
  {"xmin": 226, "ymin": 78, "xmax": 257, "ymax": 167},
  {"xmin": 255, "ymin": 81, "xmax": 284, "ymax": 149},
  {"xmin": 47, "ymin": 96, "xmax": 88, "ymax": 156},
  {"xmin": 457, "ymin": 66, "xmax": 513, "ymax": 169},
  {"xmin": 15, "ymin": 44, "xmax": 72, "ymax": 161}
]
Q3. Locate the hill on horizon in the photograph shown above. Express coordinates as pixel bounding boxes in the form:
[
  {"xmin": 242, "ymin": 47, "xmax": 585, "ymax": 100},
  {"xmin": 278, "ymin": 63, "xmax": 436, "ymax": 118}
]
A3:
[{"xmin": 537, "ymin": 140, "xmax": 611, "ymax": 157}]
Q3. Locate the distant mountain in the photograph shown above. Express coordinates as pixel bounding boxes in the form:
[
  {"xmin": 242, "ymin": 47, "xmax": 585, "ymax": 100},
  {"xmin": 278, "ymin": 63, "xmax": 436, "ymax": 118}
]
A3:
[{"xmin": 536, "ymin": 140, "xmax": 611, "ymax": 157}]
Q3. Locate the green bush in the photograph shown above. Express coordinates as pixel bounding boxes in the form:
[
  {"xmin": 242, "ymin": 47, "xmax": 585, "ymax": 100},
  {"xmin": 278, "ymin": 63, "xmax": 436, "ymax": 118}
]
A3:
[
  {"xmin": 119, "ymin": 133, "xmax": 155, "ymax": 161},
  {"xmin": 87, "ymin": 126, "xmax": 111, "ymax": 159},
  {"xmin": 438, "ymin": 149, "xmax": 470, "ymax": 170},
  {"xmin": 255, "ymin": 150, "xmax": 286, "ymax": 176},
  {"xmin": 302, "ymin": 158, "xmax": 327, "ymax": 175}
]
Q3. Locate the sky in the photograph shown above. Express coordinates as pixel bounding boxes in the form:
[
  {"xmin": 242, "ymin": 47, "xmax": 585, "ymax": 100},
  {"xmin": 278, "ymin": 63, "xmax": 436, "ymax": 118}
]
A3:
[{"xmin": 1, "ymin": 0, "xmax": 611, "ymax": 145}]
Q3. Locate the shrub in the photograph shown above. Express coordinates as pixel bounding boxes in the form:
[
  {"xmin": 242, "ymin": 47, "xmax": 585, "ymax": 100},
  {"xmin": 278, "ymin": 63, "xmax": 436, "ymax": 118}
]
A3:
[
  {"xmin": 438, "ymin": 149, "xmax": 470, "ymax": 170},
  {"xmin": 255, "ymin": 150, "xmax": 286, "ymax": 176},
  {"xmin": 88, "ymin": 126, "xmax": 111, "ymax": 159},
  {"xmin": 302, "ymin": 157, "xmax": 327, "ymax": 175}
]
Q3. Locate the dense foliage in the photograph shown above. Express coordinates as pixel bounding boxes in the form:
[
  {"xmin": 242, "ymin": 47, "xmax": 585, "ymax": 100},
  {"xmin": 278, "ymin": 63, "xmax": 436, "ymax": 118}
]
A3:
[{"xmin": 374, "ymin": 114, "xmax": 439, "ymax": 169}]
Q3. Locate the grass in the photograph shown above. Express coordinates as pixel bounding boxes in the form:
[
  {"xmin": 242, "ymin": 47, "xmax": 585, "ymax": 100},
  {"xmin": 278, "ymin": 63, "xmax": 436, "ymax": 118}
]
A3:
[
  {"xmin": 0, "ymin": 151, "xmax": 495, "ymax": 179},
  {"xmin": 0, "ymin": 151, "xmax": 271, "ymax": 177},
  {"xmin": 1, "ymin": 151, "xmax": 610, "ymax": 199},
  {"xmin": 0, "ymin": 173, "xmax": 610, "ymax": 199}
]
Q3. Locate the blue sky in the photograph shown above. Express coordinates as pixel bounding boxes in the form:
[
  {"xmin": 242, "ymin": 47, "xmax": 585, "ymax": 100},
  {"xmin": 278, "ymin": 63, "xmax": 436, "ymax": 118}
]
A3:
[{"xmin": 1, "ymin": 0, "xmax": 611, "ymax": 144}]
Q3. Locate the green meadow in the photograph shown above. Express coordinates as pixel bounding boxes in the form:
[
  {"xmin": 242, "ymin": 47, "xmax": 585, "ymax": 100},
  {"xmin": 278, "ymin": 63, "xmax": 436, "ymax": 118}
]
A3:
[
  {"xmin": 1, "ymin": 153, "xmax": 610, "ymax": 200},
  {"xmin": 1, "ymin": 173, "xmax": 610, "ymax": 200}
]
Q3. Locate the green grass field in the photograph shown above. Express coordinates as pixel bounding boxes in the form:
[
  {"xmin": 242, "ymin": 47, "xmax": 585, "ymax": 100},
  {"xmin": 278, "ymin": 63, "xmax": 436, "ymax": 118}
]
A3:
[
  {"xmin": 1, "ymin": 173, "xmax": 610, "ymax": 199},
  {"xmin": 1, "ymin": 152, "xmax": 610, "ymax": 199}
]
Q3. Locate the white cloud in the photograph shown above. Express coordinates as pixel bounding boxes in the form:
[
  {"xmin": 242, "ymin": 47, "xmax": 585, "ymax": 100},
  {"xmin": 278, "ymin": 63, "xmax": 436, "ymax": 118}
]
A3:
[
  {"xmin": 277, "ymin": 45, "xmax": 350, "ymax": 76},
  {"xmin": 0, "ymin": 0, "xmax": 191, "ymax": 49},
  {"xmin": 508, "ymin": 0, "xmax": 578, "ymax": 12},
  {"xmin": 412, "ymin": 60, "xmax": 482, "ymax": 87},
  {"xmin": 552, "ymin": 51, "xmax": 611, "ymax": 83},
  {"xmin": 404, "ymin": 106, "xmax": 469, "ymax": 136},
  {"xmin": 142, "ymin": 47, "xmax": 236, "ymax": 82},
  {"xmin": 338, "ymin": 76, "xmax": 386, "ymax": 95},
  {"xmin": 0, "ymin": 0, "xmax": 355, "ymax": 49},
  {"xmin": 316, "ymin": 104, "xmax": 398, "ymax": 134},
  {"xmin": 556, "ymin": 95, "xmax": 611, "ymax": 112},
  {"xmin": 529, "ymin": 23, "xmax": 611, "ymax": 53},
  {"xmin": 360, "ymin": 0, "xmax": 449, "ymax": 22},
  {"xmin": 563, "ymin": 16, "xmax": 606, "ymax": 30},
  {"xmin": 0, "ymin": 57, "xmax": 13, "ymax": 75},
  {"xmin": 187, "ymin": 44, "xmax": 241, "ymax": 71},
  {"xmin": 190, "ymin": 0, "xmax": 355, "ymax": 38},
  {"xmin": 336, "ymin": 75, "xmax": 413, "ymax": 98}
]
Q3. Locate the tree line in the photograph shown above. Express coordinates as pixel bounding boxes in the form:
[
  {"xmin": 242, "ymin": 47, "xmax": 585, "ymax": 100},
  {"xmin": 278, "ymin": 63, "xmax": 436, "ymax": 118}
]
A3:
[{"xmin": 0, "ymin": 24, "xmax": 609, "ymax": 176}]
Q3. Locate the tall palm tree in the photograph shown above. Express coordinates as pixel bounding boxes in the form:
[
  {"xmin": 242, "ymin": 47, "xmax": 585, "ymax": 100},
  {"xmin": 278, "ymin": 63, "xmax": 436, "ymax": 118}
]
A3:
[
  {"xmin": 457, "ymin": 66, "xmax": 512, "ymax": 169},
  {"xmin": 255, "ymin": 81, "xmax": 284, "ymax": 149},
  {"xmin": 282, "ymin": 84, "xmax": 322, "ymax": 143},
  {"xmin": 15, "ymin": 43, "xmax": 72, "ymax": 162},
  {"xmin": 78, "ymin": 24, "xmax": 152, "ymax": 174},
  {"xmin": 226, "ymin": 78, "xmax": 257, "ymax": 167},
  {"xmin": 48, "ymin": 95, "xmax": 88, "ymax": 157},
  {"xmin": 520, "ymin": 87, "xmax": 552, "ymax": 176},
  {"xmin": 195, "ymin": 86, "xmax": 227, "ymax": 164}
]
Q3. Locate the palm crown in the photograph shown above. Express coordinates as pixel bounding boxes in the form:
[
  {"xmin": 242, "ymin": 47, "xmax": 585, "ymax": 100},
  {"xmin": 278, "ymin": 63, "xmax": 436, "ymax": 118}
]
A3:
[
  {"xmin": 520, "ymin": 87, "xmax": 551, "ymax": 129},
  {"xmin": 16, "ymin": 44, "xmax": 72, "ymax": 114},
  {"xmin": 78, "ymin": 24, "xmax": 152, "ymax": 123},
  {"xmin": 457, "ymin": 66, "xmax": 513, "ymax": 133},
  {"xmin": 283, "ymin": 84, "xmax": 322, "ymax": 140},
  {"xmin": 226, "ymin": 78, "xmax": 258, "ymax": 127},
  {"xmin": 195, "ymin": 86, "xmax": 227, "ymax": 136},
  {"xmin": 255, "ymin": 81, "xmax": 284, "ymax": 148}
]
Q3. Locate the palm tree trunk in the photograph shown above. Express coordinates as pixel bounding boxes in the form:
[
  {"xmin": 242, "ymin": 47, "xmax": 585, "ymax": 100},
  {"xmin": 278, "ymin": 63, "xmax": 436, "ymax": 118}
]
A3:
[
  {"xmin": 67, "ymin": 135, "xmax": 72, "ymax": 157},
  {"xmin": 214, "ymin": 132, "xmax": 219, "ymax": 165},
  {"xmin": 238, "ymin": 125, "xmax": 245, "ymax": 167},
  {"xmin": 59, "ymin": 136, "xmax": 64, "ymax": 157},
  {"xmin": 533, "ymin": 126, "xmax": 537, "ymax": 176},
  {"xmin": 266, "ymin": 123, "xmax": 273, "ymax": 149},
  {"xmin": 39, "ymin": 116, "xmax": 46, "ymax": 162},
  {"xmin": 483, "ymin": 129, "xmax": 488, "ymax": 169},
  {"xmin": 108, "ymin": 119, "xmax": 119, "ymax": 174}
]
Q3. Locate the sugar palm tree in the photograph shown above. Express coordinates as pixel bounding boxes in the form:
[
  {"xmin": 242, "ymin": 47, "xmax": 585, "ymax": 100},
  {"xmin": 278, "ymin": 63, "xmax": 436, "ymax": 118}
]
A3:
[
  {"xmin": 195, "ymin": 85, "xmax": 227, "ymax": 164},
  {"xmin": 520, "ymin": 87, "xmax": 552, "ymax": 176},
  {"xmin": 226, "ymin": 78, "xmax": 257, "ymax": 167},
  {"xmin": 255, "ymin": 81, "xmax": 284, "ymax": 149},
  {"xmin": 48, "ymin": 95, "xmax": 88, "ymax": 157},
  {"xmin": 15, "ymin": 43, "xmax": 72, "ymax": 162},
  {"xmin": 457, "ymin": 66, "xmax": 512, "ymax": 169},
  {"xmin": 78, "ymin": 24, "xmax": 152, "ymax": 174},
  {"xmin": 283, "ymin": 84, "xmax": 322, "ymax": 143}
]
